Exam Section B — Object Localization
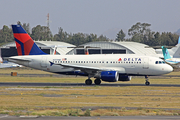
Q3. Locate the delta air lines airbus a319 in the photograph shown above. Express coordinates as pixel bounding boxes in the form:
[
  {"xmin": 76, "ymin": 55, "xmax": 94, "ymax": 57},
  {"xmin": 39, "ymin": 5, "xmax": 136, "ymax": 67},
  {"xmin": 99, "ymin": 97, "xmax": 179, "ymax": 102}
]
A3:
[{"xmin": 8, "ymin": 25, "xmax": 173, "ymax": 85}]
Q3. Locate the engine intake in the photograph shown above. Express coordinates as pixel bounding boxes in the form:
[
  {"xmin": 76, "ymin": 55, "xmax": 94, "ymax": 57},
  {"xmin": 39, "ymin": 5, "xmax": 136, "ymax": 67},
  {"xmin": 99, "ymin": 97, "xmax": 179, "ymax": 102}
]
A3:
[{"xmin": 101, "ymin": 71, "xmax": 119, "ymax": 82}]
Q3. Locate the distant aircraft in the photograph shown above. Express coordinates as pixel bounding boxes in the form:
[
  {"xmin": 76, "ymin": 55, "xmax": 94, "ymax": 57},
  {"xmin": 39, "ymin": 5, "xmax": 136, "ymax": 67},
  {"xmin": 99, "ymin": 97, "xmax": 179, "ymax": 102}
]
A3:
[
  {"xmin": 8, "ymin": 25, "xmax": 173, "ymax": 85},
  {"xmin": 0, "ymin": 57, "xmax": 22, "ymax": 68},
  {"xmin": 161, "ymin": 46, "xmax": 180, "ymax": 68},
  {"xmin": 156, "ymin": 36, "xmax": 180, "ymax": 58}
]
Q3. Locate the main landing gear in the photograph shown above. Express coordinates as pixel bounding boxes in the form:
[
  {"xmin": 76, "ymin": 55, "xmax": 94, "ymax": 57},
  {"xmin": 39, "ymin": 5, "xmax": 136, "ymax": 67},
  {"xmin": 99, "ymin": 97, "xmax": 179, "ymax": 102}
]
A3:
[
  {"xmin": 94, "ymin": 78, "xmax": 101, "ymax": 85},
  {"xmin": 85, "ymin": 79, "xmax": 92, "ymax": 85},
  {"xmin": 145, "ymin": 75, "xmax": 150, "ymax": 85},
  {"xmin": 85, "ymin": 77, "xmax": 101, "ymax": 85}
]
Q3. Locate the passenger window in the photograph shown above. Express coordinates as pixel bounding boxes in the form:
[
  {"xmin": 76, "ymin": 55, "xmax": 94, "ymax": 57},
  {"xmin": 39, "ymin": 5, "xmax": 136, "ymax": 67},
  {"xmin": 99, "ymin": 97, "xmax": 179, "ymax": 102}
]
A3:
[
  {"xmin": 155, "ymin": 61, "xmax": 158, "ymax": 64},
  {"xmin": 159, "ymin": 61, "xmax": 162, "ymax": 64},
  {"xmin": 162, "ymin": 61, "xmax": 165, "ymax": 64}
]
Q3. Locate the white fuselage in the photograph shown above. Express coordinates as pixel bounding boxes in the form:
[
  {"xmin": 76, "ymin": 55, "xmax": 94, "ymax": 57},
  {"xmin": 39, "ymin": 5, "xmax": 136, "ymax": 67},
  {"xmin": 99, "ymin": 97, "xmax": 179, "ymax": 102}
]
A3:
[{"xmin": 9, "ymin": 54, "xmax": 173, "ymax": 76}]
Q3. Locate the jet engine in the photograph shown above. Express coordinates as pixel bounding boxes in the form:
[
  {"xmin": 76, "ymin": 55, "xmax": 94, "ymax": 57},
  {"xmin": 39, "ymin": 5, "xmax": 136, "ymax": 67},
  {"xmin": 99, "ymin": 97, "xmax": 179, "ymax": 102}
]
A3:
[
  {"xmin": 118, "ymin": 75, "xmax": 132, "ymax": 81},
  {"xmin": 100, "ymin": 71, "xmax": 119, "ymax": 82}
]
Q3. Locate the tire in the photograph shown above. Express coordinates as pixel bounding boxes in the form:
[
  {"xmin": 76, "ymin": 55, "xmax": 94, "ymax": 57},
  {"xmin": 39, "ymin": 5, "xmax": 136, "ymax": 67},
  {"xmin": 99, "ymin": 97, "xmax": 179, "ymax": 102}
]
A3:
[
  {"xmin": 85, "ymin": 79, "xmax": 92, "ymax": 85},
  {"xmin": 94, "ymin": 79, "xmax": 101, "ymax": 85},
  {"xmin": 145, "ymin": 81, "xmax": 150, "ymax": 85}
]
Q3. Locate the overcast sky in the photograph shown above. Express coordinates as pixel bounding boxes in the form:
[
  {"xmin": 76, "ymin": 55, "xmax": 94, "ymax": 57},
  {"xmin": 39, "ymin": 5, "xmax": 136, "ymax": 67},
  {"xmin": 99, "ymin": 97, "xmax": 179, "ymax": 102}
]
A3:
[{"xmin": 1, "ymin": 0, "xmax": 180, "ymax": 39}]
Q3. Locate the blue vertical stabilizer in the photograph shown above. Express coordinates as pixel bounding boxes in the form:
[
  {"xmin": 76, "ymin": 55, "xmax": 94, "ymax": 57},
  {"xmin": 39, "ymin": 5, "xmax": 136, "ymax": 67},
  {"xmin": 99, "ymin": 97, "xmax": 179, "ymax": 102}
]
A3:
[
  {"xmin": 178, "ymin": 36, "xmax": 180, "ymax": 44},
  {"xmin": 162, "ymin": 46, "xmax": 171, "ymax": 60}
]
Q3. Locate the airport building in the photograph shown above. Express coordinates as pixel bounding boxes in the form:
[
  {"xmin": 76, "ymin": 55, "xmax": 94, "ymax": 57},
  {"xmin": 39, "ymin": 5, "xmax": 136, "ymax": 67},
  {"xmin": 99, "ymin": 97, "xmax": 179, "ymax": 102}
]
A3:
[
  {"xmin": 0, "ymin": 41, "xmax": 157, "ymax": 59},
  {"xmin": 0, "ymin": 41, "xmax": 75, "ymax": 59},
  {"xmin": 67, "ymin": 41, "xmax": 157, "ymax": 56}
]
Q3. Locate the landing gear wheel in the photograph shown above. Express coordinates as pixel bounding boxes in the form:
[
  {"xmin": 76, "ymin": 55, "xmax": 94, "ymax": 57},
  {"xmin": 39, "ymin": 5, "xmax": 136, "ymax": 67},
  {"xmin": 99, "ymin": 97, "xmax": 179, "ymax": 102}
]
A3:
[
  {"xmin": 85, "ymin": 79, "xmax": 92, "ymax": 85},
  {"xmin": 94, "ymin": 79, "xmax": 101, "ymax": 85},
  {"xmin": 145, "ymin": 75, "xmax": 150, "ymax": 86},
  {"xmin": 145, "ymin": 81, "xmax": 150, "ymax": 85}
]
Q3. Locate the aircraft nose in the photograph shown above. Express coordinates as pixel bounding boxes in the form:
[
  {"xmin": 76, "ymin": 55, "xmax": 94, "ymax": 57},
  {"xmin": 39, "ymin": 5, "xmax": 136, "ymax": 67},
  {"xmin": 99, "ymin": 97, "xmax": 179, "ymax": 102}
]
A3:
[{"xmin": 165, "ymin": 64, "xmax": 173, "ymax": 73}]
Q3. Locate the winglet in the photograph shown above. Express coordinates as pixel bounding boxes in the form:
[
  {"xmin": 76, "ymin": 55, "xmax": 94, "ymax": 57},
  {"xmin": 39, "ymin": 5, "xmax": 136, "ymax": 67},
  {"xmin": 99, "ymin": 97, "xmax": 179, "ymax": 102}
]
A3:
[
  {"xmin": 49, "ymin": 61, "xmax": 54, "ymax": 66},
  {"xmin": 11, "ymin": 25, "xmax": 47, "ymax": 55},
  {"xmin": 161, "ymin": 46, "xmax": 171, "ymax": 60}
]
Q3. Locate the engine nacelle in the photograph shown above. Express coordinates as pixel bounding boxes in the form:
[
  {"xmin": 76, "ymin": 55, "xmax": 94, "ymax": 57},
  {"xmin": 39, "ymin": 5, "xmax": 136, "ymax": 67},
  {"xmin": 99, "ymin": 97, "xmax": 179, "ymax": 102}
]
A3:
[
  {"xmin": 118, "ymin": 75, "xmax": 132, "ymax": 81},
  {"xmin": 101, "ymin": 71, "xmax": 119, "ymax": 82}
]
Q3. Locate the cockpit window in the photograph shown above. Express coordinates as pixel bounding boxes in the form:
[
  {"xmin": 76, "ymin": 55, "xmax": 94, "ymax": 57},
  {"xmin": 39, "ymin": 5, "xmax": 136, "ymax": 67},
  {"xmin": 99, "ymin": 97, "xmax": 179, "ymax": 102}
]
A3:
[{"xmin": 156, "ymin": 61, "xmax": 166, "ymax": 64}]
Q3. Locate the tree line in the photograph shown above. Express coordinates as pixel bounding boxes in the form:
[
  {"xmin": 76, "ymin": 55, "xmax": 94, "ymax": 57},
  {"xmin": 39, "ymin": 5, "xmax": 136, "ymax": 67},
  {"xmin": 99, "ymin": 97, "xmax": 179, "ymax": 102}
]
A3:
[{"xmin": 0, "ymin": 21, "xmax": 179, "ymax": 46}]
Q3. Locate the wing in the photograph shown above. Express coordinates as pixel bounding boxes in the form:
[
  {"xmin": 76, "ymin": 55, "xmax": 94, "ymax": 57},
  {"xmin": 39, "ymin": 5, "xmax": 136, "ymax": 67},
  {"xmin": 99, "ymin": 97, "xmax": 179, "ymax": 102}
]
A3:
[{"xmin": 49, "ymin": 61, "xmax": 126, "ymax": 74}]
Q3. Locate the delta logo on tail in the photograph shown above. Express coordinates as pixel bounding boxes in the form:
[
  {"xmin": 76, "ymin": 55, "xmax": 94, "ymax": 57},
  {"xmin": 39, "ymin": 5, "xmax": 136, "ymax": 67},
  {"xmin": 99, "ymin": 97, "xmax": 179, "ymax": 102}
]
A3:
[{"xmin": 11, "ymin": 25, "xmax": 47, "ymax": 56}]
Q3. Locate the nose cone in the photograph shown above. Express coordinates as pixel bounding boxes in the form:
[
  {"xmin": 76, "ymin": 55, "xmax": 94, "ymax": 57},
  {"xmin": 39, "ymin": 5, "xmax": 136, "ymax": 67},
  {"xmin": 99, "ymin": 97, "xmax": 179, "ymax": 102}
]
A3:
[{"xmin": 164, "ymin": 64, "xmax": 173, "ymax": 74}]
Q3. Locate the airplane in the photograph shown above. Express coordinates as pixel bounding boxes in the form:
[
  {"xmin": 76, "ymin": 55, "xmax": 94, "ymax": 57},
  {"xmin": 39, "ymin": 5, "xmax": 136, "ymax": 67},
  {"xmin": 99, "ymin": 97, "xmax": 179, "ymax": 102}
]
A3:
[
  {"xmin": 156, "ymin": 36, "xmax": 180, "ymax": 58},
  {"xmin": 0, "ymin": 56, "xmax": 22, "ymax": 68},
  {"xmin": 8, "ymin": 25, "xmax": 173, "ymax": 85},
  {"xmin": 162, "ymin": 46, "xmax": 180, "ymax": 68}
]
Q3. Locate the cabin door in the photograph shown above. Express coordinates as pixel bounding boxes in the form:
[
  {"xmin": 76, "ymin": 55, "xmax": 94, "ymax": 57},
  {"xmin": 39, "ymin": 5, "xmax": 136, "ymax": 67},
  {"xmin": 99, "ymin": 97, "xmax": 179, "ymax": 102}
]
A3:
[
  {"xmin": 143, "ymin": 58, "xmax": 149, "ymax": 69},
  {"xmin": 41, "ymin": 57, "xmax": 47, "ymax": 68}
]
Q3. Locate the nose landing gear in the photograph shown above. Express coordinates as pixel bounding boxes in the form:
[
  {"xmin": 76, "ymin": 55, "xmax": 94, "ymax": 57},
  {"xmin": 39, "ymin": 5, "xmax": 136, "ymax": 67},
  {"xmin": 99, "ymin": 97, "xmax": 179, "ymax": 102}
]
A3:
[{"xmin": 145, "ymin": 75, "xmax": 150, "ymax": 85}]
